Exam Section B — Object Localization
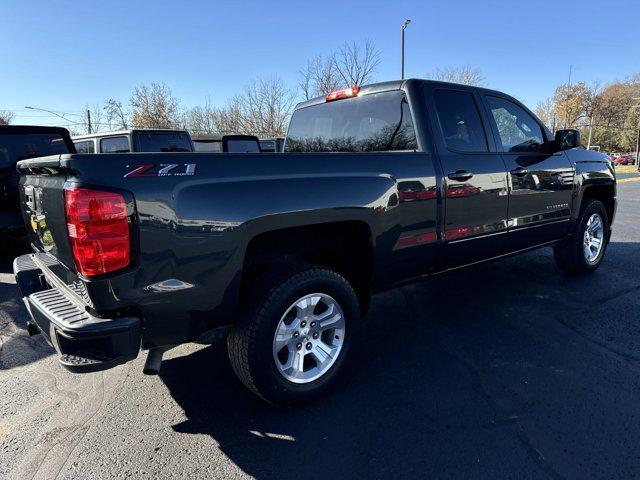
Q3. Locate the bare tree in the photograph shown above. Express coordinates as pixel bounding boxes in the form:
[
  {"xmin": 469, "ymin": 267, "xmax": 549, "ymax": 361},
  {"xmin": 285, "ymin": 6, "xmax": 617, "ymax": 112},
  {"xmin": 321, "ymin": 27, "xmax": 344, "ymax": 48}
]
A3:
[
  {"xmin": 76, "ymin": 103, "xmax": 104, "ymax": 134},
  {"xmin": 0, "ymin": 110, "xmax": 15, "ymax": 125},
  {"xmin": 300, "ymin": 54, "xmax": 342, "ymax": 100},
  {"xmin": 299, "ymin": 39, "xmax": 381, "ymax": 100},
  {"xmin": 334, "ymin": 39, "xmax": 381, "ymax": 87},
  {"xmin": 104, "ymin": 98, "xmax": 129, "ymax": 130},
  {"xmin": 210, "ymin": 99, "xmax": 244, "ymax": 134},
  {"xmin": 209, "ymin": 77, "xmax": 295, "ymax": 137},
  {"xmin": 237, "ymin": 77, "xmax": 296, "ymax": 136},
  {"xmin": 130, "ymin": 82, "xmax": 182, "ymax": 129},
  {"xmin": 534, "ymin": 98, "xmax": 556, "ymax": 131},
  {"xmin": 429, "ymin": 66, "xmax": 486, "ymax": 86},
  {"xmin": 185, "ymin": 97, "xmax": 217, "ymax": 134}
]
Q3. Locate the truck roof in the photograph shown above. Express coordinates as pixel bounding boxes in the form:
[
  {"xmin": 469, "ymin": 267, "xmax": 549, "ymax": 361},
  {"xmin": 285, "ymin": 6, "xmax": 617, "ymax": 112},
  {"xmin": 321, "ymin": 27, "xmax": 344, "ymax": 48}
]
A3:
[
  {"xmin": 191, "ymin": 134, "xmax": 224, "ymax": 141},
  {"xmin": 0, "ymin": 125, "xmax": 73, "ymax": 136},
  {"xmin": 72, "ymin": 129, "xmax": 190, "ymax": 141},
  {"xmin": 293, "ymin": 78, "xmax": 521, "ymax": 111}
]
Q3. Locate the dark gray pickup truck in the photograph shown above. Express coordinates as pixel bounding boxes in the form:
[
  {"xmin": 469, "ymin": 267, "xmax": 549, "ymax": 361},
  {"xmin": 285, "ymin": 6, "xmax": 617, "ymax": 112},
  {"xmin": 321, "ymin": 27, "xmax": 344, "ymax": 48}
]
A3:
[{"xmin": 14, "ymin": 79, "xmax": 616, "ymax": 406}]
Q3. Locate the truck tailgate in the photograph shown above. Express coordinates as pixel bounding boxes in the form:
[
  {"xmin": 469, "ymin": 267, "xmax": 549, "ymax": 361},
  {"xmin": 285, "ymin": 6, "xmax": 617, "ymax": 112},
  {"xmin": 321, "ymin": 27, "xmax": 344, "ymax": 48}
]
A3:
[{"xmin": 18, "ymin": 155, "xmax": 77, "ymax": 271}]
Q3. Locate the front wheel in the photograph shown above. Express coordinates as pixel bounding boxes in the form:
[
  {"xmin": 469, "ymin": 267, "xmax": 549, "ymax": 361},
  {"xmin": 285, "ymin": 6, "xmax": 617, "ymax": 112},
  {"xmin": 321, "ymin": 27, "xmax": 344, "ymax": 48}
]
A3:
[
  {"xmin": 227, "ymin": 263, "xmax": 360, "ymax": 407},
  {"xmin": 554, "ymin": 198, "xmax": 610, "ymax": 275}
]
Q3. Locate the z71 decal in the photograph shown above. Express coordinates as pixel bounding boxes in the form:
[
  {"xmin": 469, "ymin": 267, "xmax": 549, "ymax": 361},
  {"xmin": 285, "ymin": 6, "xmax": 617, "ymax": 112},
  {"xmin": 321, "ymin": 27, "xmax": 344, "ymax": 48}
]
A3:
[{"xmin": 124, "ymin": 164, "xmax": 196, "ymax": 178}]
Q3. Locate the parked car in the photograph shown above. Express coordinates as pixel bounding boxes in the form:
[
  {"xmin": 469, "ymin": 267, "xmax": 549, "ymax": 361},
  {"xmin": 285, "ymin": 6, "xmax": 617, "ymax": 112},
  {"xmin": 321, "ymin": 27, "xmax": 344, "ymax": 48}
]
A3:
[
  {"xmin": 0, "ymin": 126, "xmax": 75, "ymax": 239},
  {"xmin": 259, "ymin": 138, "xmax": 285, "ymax": 152},
  {"xmin": 72, "ymin": 129, "xmax": 193, "ymax": 153},
  {"xmin": 192, "ymin": 134, "xmax": 223, "ymax": 152},
  {"xmin": 14, "ymin": 79, "xmax": 616, "ymax": 407},
  {"xmin": 615, "ymin": 154, "xmax": 635, "ymax": 165},
  {"xmin": 192, "ymin": 134, "xmax": 261, "ymax": 153}
]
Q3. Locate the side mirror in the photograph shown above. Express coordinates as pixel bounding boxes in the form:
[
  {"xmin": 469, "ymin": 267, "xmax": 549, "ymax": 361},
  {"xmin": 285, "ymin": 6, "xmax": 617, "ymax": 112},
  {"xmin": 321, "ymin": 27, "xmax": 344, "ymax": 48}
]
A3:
[{"xmin": 554, "ymin": 129, "xmax": 580, "ymax": 151}]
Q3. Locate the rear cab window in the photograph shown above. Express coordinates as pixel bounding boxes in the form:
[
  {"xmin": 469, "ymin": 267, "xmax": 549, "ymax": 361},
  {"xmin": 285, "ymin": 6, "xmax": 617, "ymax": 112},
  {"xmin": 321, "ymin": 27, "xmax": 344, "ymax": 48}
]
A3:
[
  {"xmin": 135, "ymin": 132, "xmax": 193, "ymax": 152},
  {"xmin": 101, "ymin": 136, "xmax": 130, "ymax": 153},
  {"xmin": 285, "ymin": 90, "xmax": 418, "ymax": 152}
]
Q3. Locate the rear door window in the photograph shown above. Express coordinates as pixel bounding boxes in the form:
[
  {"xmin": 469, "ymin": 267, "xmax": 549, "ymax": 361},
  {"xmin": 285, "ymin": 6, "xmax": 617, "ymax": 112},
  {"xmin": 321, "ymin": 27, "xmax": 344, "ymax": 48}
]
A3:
[
  {"xmin": 433, "ymin": 90, "xmax": 488, "ymax": 152},
  {"xmin": 100, "ymin": 136, "xmax": 130, "ymax": 153},
  {"xmin": 135, "ymin": 132, "xmax": 193, "ymax": 152},
  {"xmin": 74, "ymin": 140, "xmax": 95, "ymax": 153},
  {"xmin": 285, "ymin": 90, "xmax": 418, "ymax": 152},
  {"xmin": 0, "ymin": 133, "xmax": 70, "ymax": 167}
]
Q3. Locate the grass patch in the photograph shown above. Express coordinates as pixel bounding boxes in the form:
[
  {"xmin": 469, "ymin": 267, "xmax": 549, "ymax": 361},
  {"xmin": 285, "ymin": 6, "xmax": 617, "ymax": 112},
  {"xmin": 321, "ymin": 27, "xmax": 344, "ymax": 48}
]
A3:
[{"xmin": 614, "ymin": 165, "xmax": 638, "ymax": 174}]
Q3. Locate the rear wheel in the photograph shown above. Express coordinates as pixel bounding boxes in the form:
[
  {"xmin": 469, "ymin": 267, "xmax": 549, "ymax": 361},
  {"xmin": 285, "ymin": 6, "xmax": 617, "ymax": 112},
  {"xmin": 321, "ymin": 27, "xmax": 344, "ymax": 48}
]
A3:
[
  {"xmin": 554, "ymin": 198, "xmax": 609, "ymax": 275},
  {"xmin": 228, "ymin": 262, "xmax": 360, "ymax": 407}
]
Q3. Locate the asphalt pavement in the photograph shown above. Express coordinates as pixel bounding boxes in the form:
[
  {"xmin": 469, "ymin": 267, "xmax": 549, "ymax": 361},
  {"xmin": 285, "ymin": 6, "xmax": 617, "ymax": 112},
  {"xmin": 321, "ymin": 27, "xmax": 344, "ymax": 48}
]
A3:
[{"xmin": 2, "ymin": 181, "xmax": 640, "ymax": 479}]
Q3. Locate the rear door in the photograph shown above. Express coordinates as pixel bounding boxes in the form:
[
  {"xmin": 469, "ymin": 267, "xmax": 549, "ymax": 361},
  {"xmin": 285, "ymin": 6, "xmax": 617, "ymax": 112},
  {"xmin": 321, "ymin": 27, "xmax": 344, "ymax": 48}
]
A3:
[
  {"xmin": 424, "ymin": 84, "xmax": 509, "ymax": 268},
  {"xmin": 480, "ymin": 95, "xmax": 574, "ymax": 251}
]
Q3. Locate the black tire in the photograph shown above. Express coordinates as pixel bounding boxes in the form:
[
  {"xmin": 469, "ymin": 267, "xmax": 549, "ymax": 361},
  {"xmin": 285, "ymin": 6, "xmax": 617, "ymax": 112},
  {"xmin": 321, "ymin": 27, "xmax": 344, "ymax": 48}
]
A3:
[
  {"xmin": 553, "ymin": 198, "xmax": 610, "ymax": 275},
  {"xmin": 227, "ymin": 262, "xmax": 360, "ymax": 407}
]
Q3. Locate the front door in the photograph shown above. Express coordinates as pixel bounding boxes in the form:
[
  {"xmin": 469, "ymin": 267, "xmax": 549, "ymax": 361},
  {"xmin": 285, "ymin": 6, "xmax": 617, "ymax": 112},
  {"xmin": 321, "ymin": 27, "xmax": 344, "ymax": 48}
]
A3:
[
  {"xmin": 481, "ymin": 95, "xmax": 575, "ymax": 251},
  {"xmin": 425, "ymin": 85, "xmax": 509, "ymax": 268}
]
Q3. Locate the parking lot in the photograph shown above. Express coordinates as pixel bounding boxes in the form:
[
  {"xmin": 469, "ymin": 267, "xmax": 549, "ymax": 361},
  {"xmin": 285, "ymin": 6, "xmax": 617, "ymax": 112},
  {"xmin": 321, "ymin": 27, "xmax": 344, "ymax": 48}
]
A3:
[{"xmin": 0, "ymin": 179, "xmax": 639, "ymax": 479}]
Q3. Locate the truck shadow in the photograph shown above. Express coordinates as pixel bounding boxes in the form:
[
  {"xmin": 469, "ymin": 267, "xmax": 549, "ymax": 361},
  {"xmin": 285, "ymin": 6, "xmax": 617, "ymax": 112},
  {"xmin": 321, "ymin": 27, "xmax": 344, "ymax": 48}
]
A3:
[
  {"xmin": 0, "ymin": 246, "xmax": 54, "ymax": 370},
  {"xmin": 160, "ymin": 241, "xmax": 640, "ymax": 479}
]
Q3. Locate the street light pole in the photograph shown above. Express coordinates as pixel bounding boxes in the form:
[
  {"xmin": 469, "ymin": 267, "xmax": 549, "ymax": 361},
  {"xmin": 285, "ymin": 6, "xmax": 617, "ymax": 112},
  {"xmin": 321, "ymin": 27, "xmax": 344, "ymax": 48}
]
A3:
[
  {"xmin": 633, "ymin": 99, "xmax": 640, "ymax": 168},
  {"xmin": 24, "ymin": 106, "xmax": 80, "ymax": 125},
  {"xmin": 401, "ymin": 19, "xmax": 411, "ymax": 80}
]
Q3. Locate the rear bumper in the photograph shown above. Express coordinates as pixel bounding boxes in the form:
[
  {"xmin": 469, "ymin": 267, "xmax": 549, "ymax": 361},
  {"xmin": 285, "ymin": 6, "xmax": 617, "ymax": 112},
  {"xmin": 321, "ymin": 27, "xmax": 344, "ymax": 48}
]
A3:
[{"xmin": 13, "ymin": 254, "xmax": 141, "ymax": 373}]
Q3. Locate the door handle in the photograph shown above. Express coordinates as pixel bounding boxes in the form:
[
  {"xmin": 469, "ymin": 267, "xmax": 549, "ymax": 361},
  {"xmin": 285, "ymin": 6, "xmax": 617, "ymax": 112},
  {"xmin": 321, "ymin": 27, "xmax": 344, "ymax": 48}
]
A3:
[
  {"xmin": 510, "ymin": 167, "xmax": 529, "ymax": 176},
  {"xmin": 447, "ymin": 170, "xmax": 473, "ymax": 182}
]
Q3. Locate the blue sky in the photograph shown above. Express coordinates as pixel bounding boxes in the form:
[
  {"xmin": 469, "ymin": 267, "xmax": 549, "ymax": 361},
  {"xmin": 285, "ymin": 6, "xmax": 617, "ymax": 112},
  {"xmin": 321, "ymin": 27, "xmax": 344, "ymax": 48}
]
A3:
[{"xmin": 1, "ymin": 0, "xmax": 638, "ymax": 128}]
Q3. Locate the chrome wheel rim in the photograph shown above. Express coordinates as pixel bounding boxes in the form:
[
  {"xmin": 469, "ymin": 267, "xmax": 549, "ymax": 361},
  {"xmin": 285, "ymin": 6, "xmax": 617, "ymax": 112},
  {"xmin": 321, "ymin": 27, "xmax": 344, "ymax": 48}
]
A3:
[
  {"xmin": 272, "ymin": 293, "xmax": 346, "ymax": 384},
  {"xmin": 583, "ymin": 213, "xmax": 604, "ymax": 263}
]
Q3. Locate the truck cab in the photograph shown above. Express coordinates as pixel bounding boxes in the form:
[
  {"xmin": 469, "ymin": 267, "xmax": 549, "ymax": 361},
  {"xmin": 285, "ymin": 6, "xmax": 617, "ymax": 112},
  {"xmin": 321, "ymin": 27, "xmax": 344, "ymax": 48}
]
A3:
[{"xmin": 72, "ymin": 129, "xmax": 194, "ymax": 153}]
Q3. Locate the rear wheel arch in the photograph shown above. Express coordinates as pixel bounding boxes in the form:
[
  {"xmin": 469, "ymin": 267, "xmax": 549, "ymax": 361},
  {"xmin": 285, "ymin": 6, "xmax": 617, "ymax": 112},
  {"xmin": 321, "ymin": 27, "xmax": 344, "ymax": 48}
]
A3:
[{"xmin": 239, "ymin": 221, "xmax": 374, "ymax": 316}]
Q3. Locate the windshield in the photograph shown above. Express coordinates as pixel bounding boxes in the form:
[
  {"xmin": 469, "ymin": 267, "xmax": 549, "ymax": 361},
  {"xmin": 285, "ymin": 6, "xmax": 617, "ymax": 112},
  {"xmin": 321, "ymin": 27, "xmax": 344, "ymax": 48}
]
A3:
[
  {"xmin": 285, "ymin": 90, "xmax": 417, "ymax": 153},
  {"xmin": 0, "ymin": 133, "xmax": 70, "ymax": 168},
  {"xmin": 135, "ymin": 132, "xmax": 193, "ymax": 152}
]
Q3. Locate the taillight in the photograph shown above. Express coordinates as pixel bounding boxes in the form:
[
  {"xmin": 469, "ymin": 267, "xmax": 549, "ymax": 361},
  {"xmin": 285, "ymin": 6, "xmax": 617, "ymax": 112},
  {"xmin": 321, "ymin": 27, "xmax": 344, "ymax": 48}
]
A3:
[
  {"xmin": 326, "ymin": 86, "xmax": 360, "ymax": 102},
  {"xmin": 64, "ymin": 186, "xmax": 131, "ymax": 276}
]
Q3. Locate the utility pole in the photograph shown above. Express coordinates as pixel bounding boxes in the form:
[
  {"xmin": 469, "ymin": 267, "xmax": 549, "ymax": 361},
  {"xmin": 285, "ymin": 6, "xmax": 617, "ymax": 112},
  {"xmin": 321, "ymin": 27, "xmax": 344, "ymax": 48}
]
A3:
[
  {"xmin": 401, "ymin": 19, "xmax": 411, "ymax": 80},
  {"xmin": 564, "ymin": 64, "xmax": 573, "ymax": 129},
  {"xmin": 86, "ymin": 109, "xmax": 92, "ymax": 134},
  {"xmin": 632, "ymin": 99, "xmax": 640, "ymax": 168}
]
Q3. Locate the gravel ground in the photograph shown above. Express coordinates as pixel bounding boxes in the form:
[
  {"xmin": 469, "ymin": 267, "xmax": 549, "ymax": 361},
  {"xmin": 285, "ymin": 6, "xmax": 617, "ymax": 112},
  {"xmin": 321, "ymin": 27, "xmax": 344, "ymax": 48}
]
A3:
[{"xmin": 1, "ymin": 181, "xmax": 640, "ymax": 480}]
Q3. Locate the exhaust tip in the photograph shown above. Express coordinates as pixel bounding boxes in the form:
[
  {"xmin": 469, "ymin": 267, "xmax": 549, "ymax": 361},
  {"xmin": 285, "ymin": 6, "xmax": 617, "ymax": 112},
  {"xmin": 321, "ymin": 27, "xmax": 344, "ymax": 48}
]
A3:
[{"xmin": 143, "ymin": 347, "xmax": 169, "ymax": 375}]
